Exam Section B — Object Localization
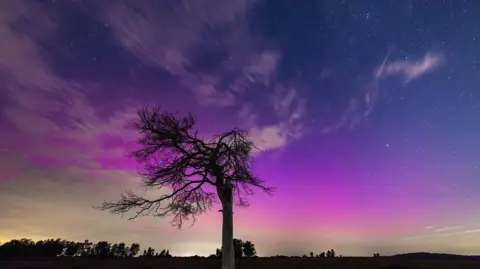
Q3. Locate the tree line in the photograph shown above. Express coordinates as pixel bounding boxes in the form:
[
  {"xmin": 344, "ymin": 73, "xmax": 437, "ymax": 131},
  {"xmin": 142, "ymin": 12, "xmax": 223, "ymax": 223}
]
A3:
[
  {"xmin": 213, "ymin": 238, "xmax": 257, "ymax": 258},
  {"xmin": 0, "ymin": 238, "xmax": 147, "ymax": 259},
  {"xmin": 0, "ymin": 238, "xmax": 383, "ymax": 260},
  {"xmin": 307, "ymin": 249, "xmax": 336, "ymax": 258},
  {"xmin": 0, "ymin": 238, "xmax": 258, "ymax": 260}
]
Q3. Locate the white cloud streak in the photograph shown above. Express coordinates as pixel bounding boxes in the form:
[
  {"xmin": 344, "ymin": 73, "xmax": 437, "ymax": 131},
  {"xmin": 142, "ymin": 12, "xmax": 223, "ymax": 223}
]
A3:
[
  {"xmin": 320, "ymin": 51, "xmax": 445, "ymax": 135},
  {"xmin": 434, "ymin": 225, "xmax": 464, "ymax": 233},
  {"xmin": 376, "ymin": 52, "xmax": 446, "ymax": 83}
]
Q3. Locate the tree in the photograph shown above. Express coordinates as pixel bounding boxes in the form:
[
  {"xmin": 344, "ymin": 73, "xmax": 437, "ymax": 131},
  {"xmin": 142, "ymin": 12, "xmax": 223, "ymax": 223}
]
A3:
[
  {"xmin": 310, "ymin": 252, "xmax": 314, "ymax": 258},
  {"xmin": 80, "ymin": 240, "xmax": 93, "ymax": 257},
  {"xmin": 116, "ymin": 243, "xmax": 127, "ymax": 257},
  {"xmin": 143, "ymin": 247, "xmax": 155, "ymax": 257},
  {"xmin": 93, "ymin": 241, "xmax": 111, "ymax": 258},
  {"xmin": 63, "ymin": 241, "xmax": 81, "ymax": 256},
  {"xmin": 319, "ymin": 252, "xmax": 325, "ymax": 257},
  {"xmin": 326, "ymin": 249, "xmax": 335, "ymax": 258},
  {"xmin": 97, "ymin": 106, "xmax": 274, "ymax": 269},
  {"xmin": 242, "ymin": 241, "xmax": 256, "ymax": 258},
  {"xmin": 216, "ymin": 248, "xmax": 222, "ymax": 258},
  {"xmin": 233, "ymin": 239, "xmax": 244, "ymax": 258},
  {"xmin": 128, "ymin": 243, "xmax": 140, "ymax": 257}
]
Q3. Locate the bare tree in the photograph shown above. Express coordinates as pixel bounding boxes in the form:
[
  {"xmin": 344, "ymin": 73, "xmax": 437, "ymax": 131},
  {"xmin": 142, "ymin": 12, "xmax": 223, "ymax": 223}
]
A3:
[{"xmin": 97, "ymin": 106, "xmax": 274, "ymax": 269}]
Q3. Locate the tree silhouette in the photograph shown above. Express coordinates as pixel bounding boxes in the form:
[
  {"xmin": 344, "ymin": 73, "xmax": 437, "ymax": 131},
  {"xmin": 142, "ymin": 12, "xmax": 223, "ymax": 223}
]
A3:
[
  {"xmin": 142, "ymin": 247, "xmax": 155, "ymax": 257},
  {"xmin": 242, "ymin": 241, "xmax": 256, "ymax": 258},
  {"xmin": 93, "ymin": 241, "xmax": 111, "ymax": 258},
  {"xmin": 80, "ymin": 240, "xmax": 93, "ymax": 257},
  {"xmin": 115, "ymin": 243, "xmax": 127, "ymax": 257},
  {"xmin": 233, "ymin": 239, "xmax": 244, "ymax": 258},
  {"xmin": 310, "ymin": 252, "xmax": 314, "ymax": 258},
  {"xmin": 63, "ymin": 241, "xmax": 81, "ymax": 256},
  {"xmin": 319, "ymin": 251, "xmax": 325, "ymax": 257},
  {"xmin": 97, "ymin": 106, "xmax": 274, "ymax": 269},
  {"xmin": 128, "ymin": 243, "xmax": 140, "ymax": 257}
]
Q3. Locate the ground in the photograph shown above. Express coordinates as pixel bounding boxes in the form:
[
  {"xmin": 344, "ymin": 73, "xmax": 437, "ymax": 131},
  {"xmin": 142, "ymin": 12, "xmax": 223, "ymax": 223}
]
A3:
[{"xmin": 1, "ymin": 257, "xmax": 480, "ymax": 269}]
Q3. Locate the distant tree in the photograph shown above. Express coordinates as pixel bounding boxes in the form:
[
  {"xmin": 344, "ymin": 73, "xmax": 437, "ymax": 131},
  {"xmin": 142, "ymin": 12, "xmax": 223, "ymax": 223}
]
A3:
[
  {"xmin": 79, "ymin": 240, "xmax": 92, "ymax": 257},
  {"xmin": 242, "ymin": 241, "xmax": 256, "ymax": 258},
  {"xmin": 128, "ymin": 243, "xmax": 140, "ymax": 257},
  {"xmin": 302, "ymin": 254, "xmax": 307, "ymax": 258},
  {"xmin": 116, "ymin": 243, "xmax": 127, "ymax": 257},
  {"xmin": 159, "ymin": 249, "xmax": 166, "ymax": 257},
  {"xmin": 97, "ymin": 106, "xmax": 274, "ymax": 269},
  {"xmin": 310, "ymin": 252, "xmax": 314, "ymax": 258},
  {"xmin": 319, "ymin": 252, "xmax": 325, "ymax": 257},
  {"xmin": 142, "ymin": 247, "xmax": 155, "ymax": 257},
  {"xmin": 93, "ymin": 241, "xmax": 111, "ymax": 258},
  {"xmin": 326, "ymin": 249, "xmax": 335, "ymax": 258},
  {"xmin": 233, "ymin": 239, "xmax": 244, "ymax": 258},
  {"xmin": 216, "ymin": 248, "xmax": 223, "ymax": 258},
  {"xmin": 63, "ymin": 241, "xmax": 82, "ymax": 256},
  {"xmin": 373, "ymin": 253, "xmax": 380, "ymax": 257},
  {"xmin": 165, "ymin": 249, "xmax": 172, "ymax": 258},
  {"xmin": 110, "ymin": 243, "xmax": 119, "ymax": 257}
]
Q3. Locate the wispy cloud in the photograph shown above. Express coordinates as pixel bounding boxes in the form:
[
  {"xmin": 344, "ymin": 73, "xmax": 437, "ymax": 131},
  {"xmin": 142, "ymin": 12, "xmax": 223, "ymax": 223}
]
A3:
[
  {"xmin": 0, "ymin": 0, "xmax": 295, "ymax": 164},
  {"xmin": 244, "ymin": 86, "xmax": 306, "ymax": 152},
  {"xmin": 403, "ymin": 224, "xmax": 480, "ymax": 241},
  {"xmin": 434, "ymin": 225, "xmax": 464, "ymax": 233},
  {"xmin": 375, "ymin": 52, "xmax": 445, "ymax": 83},
  {"xmin": 320, "ymin": 51, "xmax": 445, "ymax": 134},
  {"xmin": 99, "ymin": 0, "xmax": 276, "ymax": 107},
  {"xmin": 0, "ymin": 1, "xmax": 138, "ymax": 167},
  {"xmin": 97, "ymin": 0, "xmax": 304, "ymax": 152}
]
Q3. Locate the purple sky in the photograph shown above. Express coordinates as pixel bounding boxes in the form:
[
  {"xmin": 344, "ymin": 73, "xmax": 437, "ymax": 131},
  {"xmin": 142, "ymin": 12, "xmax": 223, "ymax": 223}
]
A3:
[{"xmin": 1, "ymin": 0, "xmax": 480, "ymax": 257}]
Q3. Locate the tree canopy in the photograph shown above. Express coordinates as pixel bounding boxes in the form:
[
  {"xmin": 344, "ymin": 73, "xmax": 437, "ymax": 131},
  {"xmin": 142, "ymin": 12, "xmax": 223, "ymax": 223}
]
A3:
[{"xmin": 98, "ymin": 106, "xmax": 274, "ymax": 228}]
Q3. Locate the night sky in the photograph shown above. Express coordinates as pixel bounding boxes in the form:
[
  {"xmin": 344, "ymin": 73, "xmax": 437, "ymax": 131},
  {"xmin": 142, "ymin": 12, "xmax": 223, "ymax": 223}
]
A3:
[{"xmin": 1, "ymin": 0, "xmax": 480, "ymax": 257}]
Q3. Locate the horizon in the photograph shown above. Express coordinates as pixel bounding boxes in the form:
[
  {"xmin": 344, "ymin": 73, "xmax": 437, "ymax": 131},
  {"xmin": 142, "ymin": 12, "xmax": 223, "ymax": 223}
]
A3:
[
  {"xmin": 1, "ymin": 0, "xmax": 480, "ymax": 258},
  {"xmin": 2, "ymin": 237, "xmax": 479, "ymax": 258}
]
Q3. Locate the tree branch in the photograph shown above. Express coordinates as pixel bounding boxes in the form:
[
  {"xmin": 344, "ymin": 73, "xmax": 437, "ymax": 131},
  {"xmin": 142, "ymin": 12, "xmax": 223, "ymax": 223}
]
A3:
[{"xmin": 97, "ymin": 106, "xmax": 274, "ymax": 228}]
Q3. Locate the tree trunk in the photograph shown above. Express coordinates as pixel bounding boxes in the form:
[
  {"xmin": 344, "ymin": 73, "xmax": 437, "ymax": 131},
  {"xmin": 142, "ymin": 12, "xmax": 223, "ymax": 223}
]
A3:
[
  {"xmin": 218, "ymin": 177, "xmax": 234, "ymax": 269},
  {"xmin": 221, "ymin": 201, "xmax": 234, "ymax": 269}
]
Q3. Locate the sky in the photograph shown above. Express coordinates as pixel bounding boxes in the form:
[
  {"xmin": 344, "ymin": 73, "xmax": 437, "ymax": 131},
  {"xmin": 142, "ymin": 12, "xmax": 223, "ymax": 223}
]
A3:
[{"xmin": 0, "ymin": 0, "xmax": 480, "ymax": 257}]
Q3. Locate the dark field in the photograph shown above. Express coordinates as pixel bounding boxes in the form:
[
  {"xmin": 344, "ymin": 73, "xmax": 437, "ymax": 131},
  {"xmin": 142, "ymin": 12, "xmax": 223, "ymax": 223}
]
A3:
[{"xmin": 1, "ymin": 257, "xmax": 480, "ymax": 269}]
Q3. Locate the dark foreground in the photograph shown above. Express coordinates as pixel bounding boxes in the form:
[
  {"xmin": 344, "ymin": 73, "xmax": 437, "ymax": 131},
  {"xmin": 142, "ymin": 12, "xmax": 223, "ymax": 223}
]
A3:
[{"xmin": 1, "ymin": 257, "xmax": 480, "ymax": 269}]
